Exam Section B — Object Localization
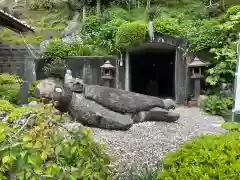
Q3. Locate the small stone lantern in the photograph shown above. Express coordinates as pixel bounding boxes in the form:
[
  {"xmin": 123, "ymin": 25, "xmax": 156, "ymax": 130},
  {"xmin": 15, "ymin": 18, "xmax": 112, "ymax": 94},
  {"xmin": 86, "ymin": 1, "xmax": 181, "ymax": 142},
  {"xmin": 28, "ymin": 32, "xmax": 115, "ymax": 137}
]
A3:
[
  {"xmin": 188, "ymin": 56, "xmax": 208, "ymax": 105},
  {"xmin": 100, "ymin": 61, "xmax": 115, "ymax": 87}
]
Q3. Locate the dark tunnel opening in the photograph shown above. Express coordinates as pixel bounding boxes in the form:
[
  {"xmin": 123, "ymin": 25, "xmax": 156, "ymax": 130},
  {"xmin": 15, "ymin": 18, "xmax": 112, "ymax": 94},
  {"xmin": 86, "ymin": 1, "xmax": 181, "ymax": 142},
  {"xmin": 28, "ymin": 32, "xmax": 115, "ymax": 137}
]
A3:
[{"xmin": 129, "ymin": 47, "xmax": 176, "ymax": 99}]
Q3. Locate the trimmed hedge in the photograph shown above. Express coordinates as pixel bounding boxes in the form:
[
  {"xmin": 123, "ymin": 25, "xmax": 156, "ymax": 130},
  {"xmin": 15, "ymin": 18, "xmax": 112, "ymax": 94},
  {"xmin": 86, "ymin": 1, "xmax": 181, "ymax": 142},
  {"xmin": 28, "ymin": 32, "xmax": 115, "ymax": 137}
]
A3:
[
  {"xmin": 157, "ymin": 132, "xmax": 240, "ymax": 179},
  {"xmin": 115, "ymin": 21, "xmax": 147, "ymax": 49}
]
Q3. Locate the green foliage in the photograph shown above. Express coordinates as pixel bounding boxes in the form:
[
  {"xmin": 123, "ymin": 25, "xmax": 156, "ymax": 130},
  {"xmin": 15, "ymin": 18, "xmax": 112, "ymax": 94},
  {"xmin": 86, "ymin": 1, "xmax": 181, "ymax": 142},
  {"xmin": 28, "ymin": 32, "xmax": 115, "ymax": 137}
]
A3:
[
  {"xmin": 0, "ymin": 74, "xmax": 23, "ymax": 104},
  {"xmin": 153, "ymin": 17, "xmax": 183, "ymax": 36},
  {"xmin": 224, "ymin": 5, "xmax": 240, "ymax": 19},
  {"xmin": 28, "ymin": 80, "xmax": 41, "ymax": 103},
  {"xmin": 99, "ymin": 19, "xmax": 128, "ymax": 42},
  {"xmin": 206, "ymin": 42, "xmax": 237, "ymax": 85},
  {"xmin": 67, "ymin": 42, "xmax": 92, "ymax": 56},
  {"xmin": 0, "ymin": 100, "xmax": 15, "ymax": 113},
  {"xmin": 186, "ymin": 19, "xmax": 225, "ymax": 52},
  {"xmin": 102, "ymin": 7, "xmax": 131, "ymax": 21},
  {"xmin": 82, "ymin": 15, "xmax": 101, "ymax": 34},
  {"xmin": 0, "ymin": 105, "xmax": 111, "ymax": 179},
  {"xmin": 157, "ymin": 132, "xmax": 240, "ymax": 180},
  {"xmin": 0, "ymin": 73, "xmax": 22, "ymax": 85},
  {"xmin": 8, "ymin": 106, "xmax": 34, "ymax": 123},
  {"xmin": 115, "ymin": 21, "xmax": 147, "ymax": 49},
  {"xmin": 202, "ymin": 95, "xmax": 233, "ymax": 116},
  {"xmin": 42, "ymin": 39, "xmax": 92, "ymax": 78},
  {"xmin": 43, "ymin": 39, "xmax": 70, "ymax": 62},
  {"xmin": 222, "ymin": 122, "xmax": 240, "ymax": 132},
  {"xmin": 43, "ymin": 39, "xmax": 92, "ymax": 62},
  {"xmin": 28, "ymin": 0, "xmax": 61, "ymax": 10},
  {"xmin": 43, "ymin": 57, "xmax": 67, "ymax": 79}
]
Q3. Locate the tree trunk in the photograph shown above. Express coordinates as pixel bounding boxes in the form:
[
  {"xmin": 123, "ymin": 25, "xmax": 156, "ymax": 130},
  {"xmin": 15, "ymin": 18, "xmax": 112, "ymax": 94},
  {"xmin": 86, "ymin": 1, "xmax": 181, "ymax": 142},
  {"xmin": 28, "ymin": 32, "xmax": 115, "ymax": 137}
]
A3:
[
  {"xmin": 96, "ymin": 0, "xmax": 101, "ymax": 16},
  {"xmin": 146, "ymin": 0, "xmax": 151, "ymax": 10},
  {"xmin": 82, "ymin": 6, "xmax": 87, "ymax": 21}
]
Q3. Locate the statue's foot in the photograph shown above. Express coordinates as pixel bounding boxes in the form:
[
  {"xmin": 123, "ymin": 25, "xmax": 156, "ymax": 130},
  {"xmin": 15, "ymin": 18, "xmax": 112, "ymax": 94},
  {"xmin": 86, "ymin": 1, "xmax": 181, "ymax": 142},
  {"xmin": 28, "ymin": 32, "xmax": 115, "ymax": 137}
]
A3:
[{"xmin": 133, "ymin": 107, "xmax": 180, "ymax": 123}]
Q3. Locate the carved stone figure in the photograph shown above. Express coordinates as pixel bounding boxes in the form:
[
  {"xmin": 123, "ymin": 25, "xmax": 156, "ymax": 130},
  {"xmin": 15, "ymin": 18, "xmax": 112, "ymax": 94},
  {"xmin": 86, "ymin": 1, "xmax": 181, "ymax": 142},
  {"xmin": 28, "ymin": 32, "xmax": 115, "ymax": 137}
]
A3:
[
  {"xmin": 51, "ymin": 81, "xmax": 180, "ymax": 131},
  {"xmin": 64, "ymin": 69, "xmax": 73, "ymax": 85}
]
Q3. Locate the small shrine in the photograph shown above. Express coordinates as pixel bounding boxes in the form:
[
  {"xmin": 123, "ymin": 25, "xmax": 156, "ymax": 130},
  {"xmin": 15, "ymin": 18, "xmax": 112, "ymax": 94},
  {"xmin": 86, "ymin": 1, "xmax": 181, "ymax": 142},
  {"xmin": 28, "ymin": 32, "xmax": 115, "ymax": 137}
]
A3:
[
  {"xmin": 188, "ymin": 56, "xmax": 208, "ymax": 105},
  {"xmin": 100, "ymin": 61, "xmax": 116, "ymax": 87}
]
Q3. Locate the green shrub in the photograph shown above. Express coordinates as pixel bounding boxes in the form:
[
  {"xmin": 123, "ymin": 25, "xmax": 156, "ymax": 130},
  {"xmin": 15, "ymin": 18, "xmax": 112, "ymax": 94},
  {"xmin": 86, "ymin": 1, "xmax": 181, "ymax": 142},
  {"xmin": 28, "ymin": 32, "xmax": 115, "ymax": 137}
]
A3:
[
  {"xmin": 67, "ymin": 42, "xmax": 92, "ymax": 56},
  {"xmin": 0, "ymin": 100, "xmax": 15, "ymax": 113},
  {"xmin": 43, "ymin": 39, "xmax": 92, "ymax": 62},
  {"xmin": 222, "ymin": 122, "xmax": 240, "ymax": 132},
  {"xmin": 43, "ymin": 39, "xmax": 70, "ymax": 63},
  {"xmin": 157, "ymin": 132, "xmax": 240, "ymax": 180},
  {"xmin": 82, "ymin": 15, "xmax": 101, "ymax": 34},
  {"xmin": 225, "ymin": 5, "xmax": 240, "ymax": 19},
  {"xmin": 153, "ymin": 17, "xmax": 183, "ymax": 36},
  {"xmin": 115, "ymin": 21, "xmax": 147, "ymax": 49},
  {"xmin": 102, "ymin": 7, "xmax": 131, "ymax": 22},
  {"xmin": 0, "ymin": 105, "xmax": 111, "ymax": 179},
  {"xmin": 28, "ymin": 0, "xmax": 60, "ymax": 10},
  {"xmin": 99, "ymin": 18, "xmax": 128, "ymax": 42},
  {"xmin": 186, "ymin": 19, "xmax": 224, "ymax": 52},
  {"xmin": 28, "ymin": 80, "xmax": 41, "ymax": 103},
  {"xmin": 0, "ymin": 74, "xmax": 22, "ymax": 104},
  {"xmin": 8, "ymin": 106, "xmax": 34, "ymax": 123},
  {"xmin": 202, "ymin": 95, "xmax": 233, "ymax": 116},
  {"xmin": 0, "ymin": 73, "xmax": 22, "ymax": 85},
  {"xmin": 43, "ymin": 57, "xmax": 67, "ymax": 79}
]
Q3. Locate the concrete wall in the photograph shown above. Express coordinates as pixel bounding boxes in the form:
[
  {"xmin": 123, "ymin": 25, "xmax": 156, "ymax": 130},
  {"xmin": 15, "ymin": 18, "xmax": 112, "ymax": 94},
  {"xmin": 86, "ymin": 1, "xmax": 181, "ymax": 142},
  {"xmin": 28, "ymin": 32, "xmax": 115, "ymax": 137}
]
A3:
[
  {"xmin": 66, "ymin": 56, "xmax": 117, "ymax": 86},
  {"xmin": 0, "ymin": 44, "xmax": 38, "ymax": 81},
  {"xmin": 36, "ymin": 56, "xmax": 118, "ymax": 87}
]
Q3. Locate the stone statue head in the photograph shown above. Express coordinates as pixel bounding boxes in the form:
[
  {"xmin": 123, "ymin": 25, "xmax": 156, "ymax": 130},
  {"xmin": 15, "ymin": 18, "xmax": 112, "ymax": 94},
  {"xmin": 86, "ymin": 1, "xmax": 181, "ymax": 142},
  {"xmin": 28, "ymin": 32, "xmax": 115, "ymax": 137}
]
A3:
[
  {"xmin": 52, "ymin": 84, "xmax": 73, "ymax": 113},
  {"xmin": 66, "ymin": 69, "xmax": 72, "ymax": 75},
  {"xmin": 72, "ymin": 78, "xmax": 84, "ymax": 93}
]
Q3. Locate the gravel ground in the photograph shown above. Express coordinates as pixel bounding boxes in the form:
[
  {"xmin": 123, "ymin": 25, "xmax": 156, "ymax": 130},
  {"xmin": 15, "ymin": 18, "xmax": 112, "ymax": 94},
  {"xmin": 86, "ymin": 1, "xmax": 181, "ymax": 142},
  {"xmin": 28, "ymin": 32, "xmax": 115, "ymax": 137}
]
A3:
[{"xmin": 88, "ymin": 107, "xmax": 227, "ymax": 175}]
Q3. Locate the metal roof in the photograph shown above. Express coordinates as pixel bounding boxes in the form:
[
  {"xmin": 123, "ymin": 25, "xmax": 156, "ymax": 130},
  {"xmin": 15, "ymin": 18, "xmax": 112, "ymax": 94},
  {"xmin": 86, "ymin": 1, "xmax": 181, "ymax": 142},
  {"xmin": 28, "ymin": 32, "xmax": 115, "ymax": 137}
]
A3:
[
  {"xmin": 189, "ymin": 56, "xmax": 208, "ymax": 67},
  {"xmin": 100, "ymin": 61, "xmax": 115, "ymax": 69},
  {"xmin": 0, "ymin": 9, "xmax": 34, "ymax": 33}
]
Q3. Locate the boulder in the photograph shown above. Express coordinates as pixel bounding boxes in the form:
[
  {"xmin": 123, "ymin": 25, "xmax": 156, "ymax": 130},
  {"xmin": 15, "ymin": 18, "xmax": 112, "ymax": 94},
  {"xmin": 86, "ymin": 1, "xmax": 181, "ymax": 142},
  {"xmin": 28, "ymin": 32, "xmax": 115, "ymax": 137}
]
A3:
[
  {"xmin": 84, "ymin": 85, "xmax": 165, "ymax": 113},
  {"xmin": 35, "ymin": 78, "xmax": 63, "ymax": 99},
  {"xmin": 69, "ymin": 93, "xmax": 133, "ymax": 130},
  {"xmin": 0, "ymin": 111, "xmax": 7, "ymax": 122},
  {"xmin": 133, "ymin": 107, "xmax": 179, "ymax": 123},
  {"xmin": 28, "ymin": 101, "xmax": 39, "ymax": 107},
  {"xmin": 163, "ymin": 98, "xmax": 177, "ymax": 110}
]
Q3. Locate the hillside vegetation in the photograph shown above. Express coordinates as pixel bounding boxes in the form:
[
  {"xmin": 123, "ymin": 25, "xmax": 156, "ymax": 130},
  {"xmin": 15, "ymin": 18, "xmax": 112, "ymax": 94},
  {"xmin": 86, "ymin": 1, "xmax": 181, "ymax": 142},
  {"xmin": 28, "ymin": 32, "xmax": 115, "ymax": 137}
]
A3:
[{"xmin": 0, "ymin": 0, "xmax": 239, "ymax": 88}]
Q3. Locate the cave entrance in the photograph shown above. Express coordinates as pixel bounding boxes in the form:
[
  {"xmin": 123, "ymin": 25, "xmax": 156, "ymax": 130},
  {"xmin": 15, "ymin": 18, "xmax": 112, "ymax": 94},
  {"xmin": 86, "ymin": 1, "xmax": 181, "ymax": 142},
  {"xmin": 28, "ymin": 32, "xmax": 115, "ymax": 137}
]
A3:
[{"xmin": 129, "ymin": 44, "xmax": 176, "ymax": 99}]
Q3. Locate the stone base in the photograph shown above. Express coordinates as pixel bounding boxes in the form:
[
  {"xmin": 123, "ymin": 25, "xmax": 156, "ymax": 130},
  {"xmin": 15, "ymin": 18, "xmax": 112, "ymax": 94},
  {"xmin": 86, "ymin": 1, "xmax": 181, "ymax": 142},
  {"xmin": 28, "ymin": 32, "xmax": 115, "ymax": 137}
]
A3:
[{"xmin": 190, "ymin": 99, "xmax": 198, "ymax": 106}]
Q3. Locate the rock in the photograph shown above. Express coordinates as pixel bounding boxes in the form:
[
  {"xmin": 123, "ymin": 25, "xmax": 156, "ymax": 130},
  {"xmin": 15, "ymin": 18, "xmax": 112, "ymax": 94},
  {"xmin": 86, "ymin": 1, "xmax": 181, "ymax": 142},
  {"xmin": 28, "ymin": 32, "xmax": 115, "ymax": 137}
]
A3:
[
  {"xmin": 0, "ymin": 111, "xmax": 8, "ymax": 122},
  {"xmin": 68, "ymin": 93, "xmax": 133, "ymax": 130},
  {"xmin": 28, "ymin": 101, "xmax": 38, "ymax": 107},
  {"xmin": 220, "ymin": 83, "xmax": 233, "ymax": 97},
  {"xmin": 133, "ymin": 107, "xmax": 180, "ymax": 123},
  {"xmin": 84, "ymin": 85, "xmax": 165, "ymax": 113},
  {"xmin": 163, "ymin": 99, "xmax": 177, "ymax": 110},
  {"xmin": 35, "ymin": 78, "xmax": 63, "ymax": 99}
]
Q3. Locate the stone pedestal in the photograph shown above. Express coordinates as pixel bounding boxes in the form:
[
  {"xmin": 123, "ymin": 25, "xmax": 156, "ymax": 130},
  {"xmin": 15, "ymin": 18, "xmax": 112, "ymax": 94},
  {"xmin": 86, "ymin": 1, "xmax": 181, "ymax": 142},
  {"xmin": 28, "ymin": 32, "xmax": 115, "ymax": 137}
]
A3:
[{"xmin": 190, "ymin": 74, "xmax": 204, "ymax": 106}]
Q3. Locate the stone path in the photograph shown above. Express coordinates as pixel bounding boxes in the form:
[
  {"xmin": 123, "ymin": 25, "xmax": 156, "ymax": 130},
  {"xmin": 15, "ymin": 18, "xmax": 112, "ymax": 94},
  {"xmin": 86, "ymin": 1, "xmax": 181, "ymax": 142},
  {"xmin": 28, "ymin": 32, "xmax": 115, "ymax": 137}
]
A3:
[{"xmin": 89, "ymin": 107, "xmax": 226, "ymax": 176}]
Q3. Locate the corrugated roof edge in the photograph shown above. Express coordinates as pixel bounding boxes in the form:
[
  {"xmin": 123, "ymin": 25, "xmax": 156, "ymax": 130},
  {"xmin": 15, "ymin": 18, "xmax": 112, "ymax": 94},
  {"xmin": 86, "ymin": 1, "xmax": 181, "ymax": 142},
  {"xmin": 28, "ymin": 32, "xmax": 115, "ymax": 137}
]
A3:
[{"xmin": 0, "ymin": 9, "xmax": 35, "ymax": 32}]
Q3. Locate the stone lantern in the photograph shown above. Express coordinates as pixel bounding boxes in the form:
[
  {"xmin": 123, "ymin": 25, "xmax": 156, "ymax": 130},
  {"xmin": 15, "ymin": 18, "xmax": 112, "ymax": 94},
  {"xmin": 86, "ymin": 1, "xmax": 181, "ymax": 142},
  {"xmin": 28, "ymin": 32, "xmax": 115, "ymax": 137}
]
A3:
[
  {"xmin": 188, "ymin": 56, "xmax": 208, "ymax": 105},
  {"xmin": 100, "ymin": 61, "xmax": 115, "ymax": 87}
]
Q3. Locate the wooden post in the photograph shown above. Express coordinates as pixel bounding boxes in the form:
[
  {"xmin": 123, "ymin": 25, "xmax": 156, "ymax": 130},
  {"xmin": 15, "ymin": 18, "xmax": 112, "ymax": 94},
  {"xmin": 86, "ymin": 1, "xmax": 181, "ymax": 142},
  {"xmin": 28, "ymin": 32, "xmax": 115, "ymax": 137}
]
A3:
[{"xmin": 125, "ymin": 52, "xmax": 130, "ymax": 91}]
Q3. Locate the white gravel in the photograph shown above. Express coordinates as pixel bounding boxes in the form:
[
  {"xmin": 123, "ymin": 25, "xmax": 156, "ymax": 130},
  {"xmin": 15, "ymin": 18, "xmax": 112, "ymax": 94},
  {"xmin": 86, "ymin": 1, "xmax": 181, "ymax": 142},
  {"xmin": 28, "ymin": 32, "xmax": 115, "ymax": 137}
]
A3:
[{"xmin": 88, "ymin": 107, "xmax": 227, "ymax": 175}]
